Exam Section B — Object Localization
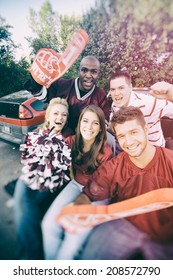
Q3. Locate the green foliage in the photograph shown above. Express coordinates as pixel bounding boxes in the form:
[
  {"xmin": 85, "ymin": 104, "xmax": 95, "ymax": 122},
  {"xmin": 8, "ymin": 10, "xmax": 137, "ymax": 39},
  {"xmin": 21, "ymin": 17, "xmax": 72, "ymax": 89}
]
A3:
[
  {"xmin": 0, "ymin": 16, "xmax": 30, "ymax": 96},
  {"xmin": 2, "ymin": 0, "xmax": 173, "ymax": 96},
  {"xmin": 27, "ymin": 0, "xmax": 61, "ymax": 54},
  {"xmin": 80, "ymin": 0, "xmax": 173, "ymax": 90},
  {"xmin": 27, "ymin": 0, "xmax": 81, "ymax": 57},
  {"xmin": 0, "ymin": 15, "xmax": 16, "ymax": 60},
  {"xmin": 0, "ymin": 57, "xmax": 30, "ymax": 97}
]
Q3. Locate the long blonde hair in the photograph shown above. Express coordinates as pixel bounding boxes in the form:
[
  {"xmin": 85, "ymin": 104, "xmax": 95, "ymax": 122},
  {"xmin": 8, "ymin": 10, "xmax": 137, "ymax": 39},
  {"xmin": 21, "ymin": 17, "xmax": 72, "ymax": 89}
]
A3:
[{"xmin": 40, "ymin": 97, "xmax": 69, "ymax": 130}]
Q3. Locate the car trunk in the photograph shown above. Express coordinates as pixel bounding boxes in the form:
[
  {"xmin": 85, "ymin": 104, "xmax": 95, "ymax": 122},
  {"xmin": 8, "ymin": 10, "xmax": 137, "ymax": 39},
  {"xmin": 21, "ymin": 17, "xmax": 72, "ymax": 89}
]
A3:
[
  {"xmin": 0, "ymin": 102, "xmax": 19, "ymax": 119},
  {"xmin": 0, "ymin": 91, "xmax": 32, "ymax": 119}
]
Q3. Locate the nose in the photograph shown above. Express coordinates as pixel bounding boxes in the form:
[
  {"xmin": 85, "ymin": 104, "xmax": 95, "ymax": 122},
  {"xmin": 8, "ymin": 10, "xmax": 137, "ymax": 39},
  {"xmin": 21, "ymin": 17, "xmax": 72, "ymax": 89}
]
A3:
[
  {"xmin": 85, "ymin": 70, "xmax": 92, "ymax": 78},
  {"xmin": 86, "ymin": 121, "xmax": 92, "ymax": 130},
  {"xmin": 56, "ymin": 113, "xmax": 62, "ymax": 121},
  {"xmin": 125, "ymin": 134, "xmax": 134, "ymax": 145}
]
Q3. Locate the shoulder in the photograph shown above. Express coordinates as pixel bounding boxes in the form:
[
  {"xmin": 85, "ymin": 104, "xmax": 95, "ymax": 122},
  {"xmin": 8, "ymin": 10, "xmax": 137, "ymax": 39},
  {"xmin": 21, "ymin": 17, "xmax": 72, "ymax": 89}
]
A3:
[
  {"xmin": 155, "ymin": 146, "xmax": 173, "ymax": 168},
  {"xmin": 62, "ymin": 126, "xmax": 74, "ymax": 138},
  {"xmin": 96, "ymin": 152, "xmax": 124, "ymax": 175},
  {"xmin": 131, "ymin": 91, "xmax": 155, "ymax": 102},
  {"xmin": 94, "ymin": 86, "xmax": 107, "ymax": 96},
  {"xmin": 51, "ymin": 78, "xmax": 75, "ymax": 89},
  {"xmin": 98, "ymin": 143, "xmax": 113, "ymax": 161},
  {"xmin": 159, "ymin": 146, "xmax": 173, "ymax": 157},
  {"xmin": 103, "ymin": 143, "xmax": 114, "ymax": 156},
  {"xmin": 65, "ymin": 135, "xmax": 75, "ymax": 148}
]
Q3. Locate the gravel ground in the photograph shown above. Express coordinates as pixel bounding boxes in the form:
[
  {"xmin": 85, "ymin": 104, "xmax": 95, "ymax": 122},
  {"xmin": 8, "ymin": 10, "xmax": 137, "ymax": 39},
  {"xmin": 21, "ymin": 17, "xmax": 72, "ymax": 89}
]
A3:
[{"xmin": 0, "ymin": 140, "xmax": 21, "ymax": 260}]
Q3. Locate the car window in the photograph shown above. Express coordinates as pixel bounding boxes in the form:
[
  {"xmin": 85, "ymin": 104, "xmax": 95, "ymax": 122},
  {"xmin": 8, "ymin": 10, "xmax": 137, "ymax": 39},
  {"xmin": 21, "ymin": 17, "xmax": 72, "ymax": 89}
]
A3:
[{"xmin": 30, "ymin": 100, "xmax": 48, "ymax": 111}]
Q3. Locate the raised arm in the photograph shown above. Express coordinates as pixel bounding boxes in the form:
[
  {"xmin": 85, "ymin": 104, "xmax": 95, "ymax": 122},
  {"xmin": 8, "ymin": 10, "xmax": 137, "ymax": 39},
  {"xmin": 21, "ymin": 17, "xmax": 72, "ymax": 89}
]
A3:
[{"xmin": 150, "ymin": 81, "xmax": 173, "ymax": 102}]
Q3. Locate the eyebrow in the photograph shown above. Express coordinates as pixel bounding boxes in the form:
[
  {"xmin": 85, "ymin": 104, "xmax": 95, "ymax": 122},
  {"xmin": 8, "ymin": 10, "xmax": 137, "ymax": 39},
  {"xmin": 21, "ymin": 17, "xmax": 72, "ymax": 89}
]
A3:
[
  {"xmin": 116, "ymin": 129, "xmax": 139, "ymax": 137},
  {"xmin": 82, "ymin": 117, "xmax": 99, "ymax": 122},
  {"xmin": 81, "ymin": 67, "xmax": 99, "ymax": 71}
]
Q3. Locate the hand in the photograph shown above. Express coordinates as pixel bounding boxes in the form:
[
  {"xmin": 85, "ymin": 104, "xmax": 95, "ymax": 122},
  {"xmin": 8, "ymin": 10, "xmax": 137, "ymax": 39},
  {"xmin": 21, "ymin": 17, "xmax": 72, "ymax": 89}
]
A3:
[
  {"xmin": 58, "ymin": 215, "xmax": 88, "ymax": 234},
  {"xmin": 66, "ymin": 202, "xmax": 74, "ymax": 207},
  {"xmin": 150, "ymin": 81, "xmax": 173, "ymax": 101}
]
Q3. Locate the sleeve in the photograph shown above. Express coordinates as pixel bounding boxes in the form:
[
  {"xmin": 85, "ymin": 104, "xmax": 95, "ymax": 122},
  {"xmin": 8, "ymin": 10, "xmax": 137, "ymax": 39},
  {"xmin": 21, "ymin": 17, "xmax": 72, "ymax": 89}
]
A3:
[
  {"xmin": 24, "ymin": 75, "xmax": 55, "ymax": 102},
  {"xmin": 83, "ymin": 159, "xmax": 116, "ymax": 201},
  {"xmin": 24, "ymin": 76, "xmax": 69, "ymax": 103},
  {"xmin": 65, "ymin": 135, "xmax": 75, "ymax": 149},
  {"xmin": 160, "ymin": 99, "xmax": 173, "ymax": 118},
  {"xmin": 137, "ymin": 94, "xmax": 173, "ymax": 121}
]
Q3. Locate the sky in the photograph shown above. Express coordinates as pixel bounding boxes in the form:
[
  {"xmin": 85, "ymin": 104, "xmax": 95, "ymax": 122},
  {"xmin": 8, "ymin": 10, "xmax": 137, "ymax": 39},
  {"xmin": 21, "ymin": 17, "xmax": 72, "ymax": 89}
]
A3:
[{"xmin": 1, "ymin": 0, "xmax": 97, "ymax": 59}]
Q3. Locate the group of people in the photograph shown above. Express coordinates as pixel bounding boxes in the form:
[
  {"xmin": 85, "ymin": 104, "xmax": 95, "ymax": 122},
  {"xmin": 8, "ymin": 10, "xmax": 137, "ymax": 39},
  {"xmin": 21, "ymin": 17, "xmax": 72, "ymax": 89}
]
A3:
[{"xmin": 14, "ymin": 54, "xmax": 173, "ymax": 260}]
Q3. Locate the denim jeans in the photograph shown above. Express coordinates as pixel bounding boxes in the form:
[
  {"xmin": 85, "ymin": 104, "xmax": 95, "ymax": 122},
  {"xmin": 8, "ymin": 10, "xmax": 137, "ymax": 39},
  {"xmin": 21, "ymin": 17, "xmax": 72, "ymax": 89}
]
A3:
[
  {"xmin": 56, "ymin": 195, "xmax": 110, "ymax": 260},
  {"xmin": 79, "ymin": 219, "xmax": 173, "ymax": 260},
  {"xmin": 42, "ymin": 179, "xmax": 83, "ymax": 259},
  {"xmin": 42, "ymin": 179, "xmax": 110, "ymax": 260},
  {"xmin": 14, "ymin": 178, "xmax": 61, "ymax": 260}
]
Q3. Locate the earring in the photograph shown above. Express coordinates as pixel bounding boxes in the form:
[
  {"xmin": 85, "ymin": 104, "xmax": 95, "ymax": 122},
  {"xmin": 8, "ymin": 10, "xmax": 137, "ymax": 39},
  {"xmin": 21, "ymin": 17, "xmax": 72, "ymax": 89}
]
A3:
[{"xmin": 46, "ymin": 120, "xmax": 50, "ymax": 128}]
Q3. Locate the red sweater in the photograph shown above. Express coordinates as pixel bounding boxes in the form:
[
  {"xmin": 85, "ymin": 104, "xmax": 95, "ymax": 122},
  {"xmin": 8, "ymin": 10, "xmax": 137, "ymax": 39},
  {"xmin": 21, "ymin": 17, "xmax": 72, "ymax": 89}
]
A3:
[
  {"xmin": 83, "ymin": 147, "xmax": 173, "ymax": 243},
  {"xmin": 66, "ymin": 135, "xmax": 113, "ymax": 186}
]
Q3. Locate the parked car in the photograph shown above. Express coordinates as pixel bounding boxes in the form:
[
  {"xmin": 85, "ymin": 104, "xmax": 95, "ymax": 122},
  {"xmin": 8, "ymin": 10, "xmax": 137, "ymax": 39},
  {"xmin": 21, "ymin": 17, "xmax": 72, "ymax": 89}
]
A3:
[{"xmin": 0, "ymin": 90, "xmax": 47, "ymax": 144}]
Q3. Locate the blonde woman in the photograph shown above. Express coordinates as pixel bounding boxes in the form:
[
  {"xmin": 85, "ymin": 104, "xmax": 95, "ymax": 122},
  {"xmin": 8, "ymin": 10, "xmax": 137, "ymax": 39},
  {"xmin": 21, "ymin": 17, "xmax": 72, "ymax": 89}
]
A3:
[{"xmin": 14, "ymin": 97, "xmax": 73, "ymax": 260}]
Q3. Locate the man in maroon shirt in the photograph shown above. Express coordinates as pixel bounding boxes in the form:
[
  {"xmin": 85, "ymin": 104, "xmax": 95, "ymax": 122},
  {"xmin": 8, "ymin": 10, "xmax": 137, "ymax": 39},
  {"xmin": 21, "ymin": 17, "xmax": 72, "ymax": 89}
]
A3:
[
  {"xmin": 25, "ymin": 55, "xmax": 110, "ymax": 133},
  {"xmin": 73, "ymin": 106, "xmax": 173, "ymax": 260}
]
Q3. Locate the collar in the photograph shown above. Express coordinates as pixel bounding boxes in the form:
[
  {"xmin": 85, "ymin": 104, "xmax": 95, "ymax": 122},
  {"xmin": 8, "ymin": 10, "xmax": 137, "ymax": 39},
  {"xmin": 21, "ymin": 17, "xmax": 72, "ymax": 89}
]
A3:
[{"xmin": 75, "ymin": 78, "xmax": 96, "ymax": 101}]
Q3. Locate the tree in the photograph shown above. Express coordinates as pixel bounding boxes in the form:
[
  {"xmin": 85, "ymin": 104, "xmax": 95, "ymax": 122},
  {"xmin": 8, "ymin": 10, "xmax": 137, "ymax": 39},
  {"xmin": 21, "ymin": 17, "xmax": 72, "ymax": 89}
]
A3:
[
  {"xmin": 80, "ymin": 0, "xmax": 173, "ymax": 89},
  {"xmin": 0, "ymin": 16, "xmax": 30, "ymax": 96},
  {"xmin": 27, "ymin": 0, "xmax": 61, "ymax": 54},
  {"xmin": 0, "ymin": 15, "xmax": 15, "ymax": 60},
  {"xmin": 27, "ymin": 1, "xmax": 81, "ymax": 54}
]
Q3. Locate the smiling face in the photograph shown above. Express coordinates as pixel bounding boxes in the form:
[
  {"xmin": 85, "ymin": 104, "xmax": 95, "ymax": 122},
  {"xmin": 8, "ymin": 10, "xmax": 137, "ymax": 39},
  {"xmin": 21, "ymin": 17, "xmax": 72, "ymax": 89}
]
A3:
[
  {"xmin": 78, "ymin": 57, "xmax": 100, "ymax": 92},
  {"xmin": 47, "ymin": 103, "xmax": 68, "ymax": 133},
  {"xmin": 109, "ymin": 76, "xmax": 132, "ymax": 108},
  {"xmin": 80, "ymin": 110, "xmax": 100, "ymax": 144},
  {"xmin": 115, "ymin": 119, "xmax": 148, "ymax": 159}
]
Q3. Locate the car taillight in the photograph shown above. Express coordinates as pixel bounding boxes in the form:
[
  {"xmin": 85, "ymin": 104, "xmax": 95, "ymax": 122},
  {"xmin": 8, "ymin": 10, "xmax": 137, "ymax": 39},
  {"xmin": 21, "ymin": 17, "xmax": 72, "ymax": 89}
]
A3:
[{"xmin": 19, "ymin": 105, "xmax": 33, "ymax": 119}]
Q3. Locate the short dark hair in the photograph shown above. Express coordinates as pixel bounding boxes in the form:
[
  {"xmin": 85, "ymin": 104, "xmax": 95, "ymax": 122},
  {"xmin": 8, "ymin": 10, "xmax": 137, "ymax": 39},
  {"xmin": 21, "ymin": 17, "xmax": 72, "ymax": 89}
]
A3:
[
  {"xmin": 109, "ymin": 70, "xmax": 131, "ymax": 85},
  {"xmin": 110, "ymin": 106, "xmax": 146, "ymax": 134}
]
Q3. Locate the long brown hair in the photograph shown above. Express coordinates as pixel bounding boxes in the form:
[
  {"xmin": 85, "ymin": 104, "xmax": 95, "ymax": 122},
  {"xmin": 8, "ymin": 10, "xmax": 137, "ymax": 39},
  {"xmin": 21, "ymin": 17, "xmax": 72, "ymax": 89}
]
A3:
[{"xmin": 72, "ymin": 105, "xmax": 107, "ymax": 173}]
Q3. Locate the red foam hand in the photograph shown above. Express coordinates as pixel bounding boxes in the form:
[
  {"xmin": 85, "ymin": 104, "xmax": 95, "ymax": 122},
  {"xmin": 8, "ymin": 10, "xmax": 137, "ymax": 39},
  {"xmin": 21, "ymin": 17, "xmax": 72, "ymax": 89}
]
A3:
[
  {"xmin": 57, "ymin": 188, "xmax": 173, "ymax": 234},
  {"xmin": 29, "ymin": 29, "xmax": 89, "ymax": 88}
]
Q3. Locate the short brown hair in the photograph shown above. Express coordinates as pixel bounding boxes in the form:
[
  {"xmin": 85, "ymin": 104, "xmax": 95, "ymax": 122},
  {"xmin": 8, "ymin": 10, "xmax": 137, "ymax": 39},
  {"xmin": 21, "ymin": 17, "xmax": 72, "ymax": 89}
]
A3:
[
  {"xmin": 110, "ymin": 106, "xmax": 146, "ymax": 135},
  {"xmin": 109, "ymin": 70, "xmax": 131, "ymax": 85}
]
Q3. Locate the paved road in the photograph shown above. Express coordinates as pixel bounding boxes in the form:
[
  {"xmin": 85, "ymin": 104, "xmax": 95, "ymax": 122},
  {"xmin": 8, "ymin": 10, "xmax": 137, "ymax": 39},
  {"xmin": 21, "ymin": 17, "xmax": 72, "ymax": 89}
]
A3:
[{"xmin": 0, "ymin": 140, "xmax": 22, "ymax": 260}]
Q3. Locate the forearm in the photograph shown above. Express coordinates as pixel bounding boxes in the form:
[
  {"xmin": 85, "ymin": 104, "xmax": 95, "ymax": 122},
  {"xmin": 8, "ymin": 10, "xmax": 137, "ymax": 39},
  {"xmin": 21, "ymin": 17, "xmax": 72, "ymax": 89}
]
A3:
[{"xmin": 150, "ymin": 81, "xmax": 173, "ymax": 102}]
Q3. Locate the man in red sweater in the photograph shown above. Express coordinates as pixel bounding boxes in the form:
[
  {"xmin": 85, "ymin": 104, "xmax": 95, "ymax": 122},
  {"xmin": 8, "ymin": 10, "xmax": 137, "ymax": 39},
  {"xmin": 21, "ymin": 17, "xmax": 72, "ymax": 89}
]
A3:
[{"xmin": 75, "ymin": 106, "xmax": 173, "ymax": 260}]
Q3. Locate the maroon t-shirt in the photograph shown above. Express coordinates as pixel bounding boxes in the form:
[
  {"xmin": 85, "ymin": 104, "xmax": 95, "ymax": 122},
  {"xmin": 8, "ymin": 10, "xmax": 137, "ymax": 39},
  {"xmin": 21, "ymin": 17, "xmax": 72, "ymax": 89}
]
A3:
[
  {"xmin": 83, "ymin": 147, "xmax": 173, "ymax": 242},
  {"xmin": 65, "ymin": 135, "xmax": 113, "ymax": 186}
]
